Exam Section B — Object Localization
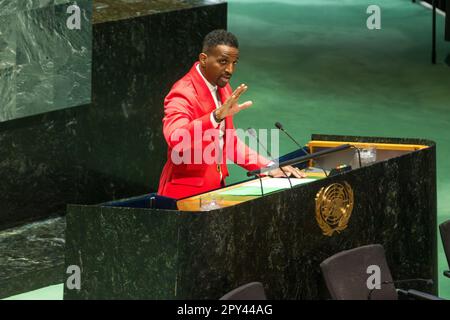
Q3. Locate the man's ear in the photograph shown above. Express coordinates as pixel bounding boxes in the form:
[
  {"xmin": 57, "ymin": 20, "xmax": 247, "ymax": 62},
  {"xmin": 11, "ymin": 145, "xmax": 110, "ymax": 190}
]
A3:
[{"xmin": 199, "ymin": 53, "xmax": 208, "ymax": 67}]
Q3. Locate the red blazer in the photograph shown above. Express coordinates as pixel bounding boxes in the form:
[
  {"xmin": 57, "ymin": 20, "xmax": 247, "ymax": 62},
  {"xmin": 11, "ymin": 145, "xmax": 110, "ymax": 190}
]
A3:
[{"xmin": 158, "ymin": 62, "xmax": 270, "ymax": 199}]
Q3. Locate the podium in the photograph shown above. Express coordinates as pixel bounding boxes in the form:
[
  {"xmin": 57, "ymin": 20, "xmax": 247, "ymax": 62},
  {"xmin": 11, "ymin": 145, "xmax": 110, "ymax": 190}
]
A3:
[{"xmin": 64, "ymin": 134, "xmax": 437, "ymax": 299}]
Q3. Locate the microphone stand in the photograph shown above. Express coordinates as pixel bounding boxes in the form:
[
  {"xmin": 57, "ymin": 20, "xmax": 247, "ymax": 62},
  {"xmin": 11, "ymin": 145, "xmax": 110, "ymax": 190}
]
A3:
[
  {"xmin": 248, "ymin": 144, "xmax": 352, "ymax": 177},
  {"xmin": 247, "ymin": 128, "xmax": 293, "ymax": 190},
  {"xmin": 275, "ymin": 122, "xmax": 328, "ymax": 178},
  {"xmin": 275, "ymin": 121, "xmax": 302, "ymax": 148},
  {"xmin": 258, "ymin": 175, "xmax": 264, "ymax": 196},
  {"xmin": 274, "ymin": 163, "xmax": 293, "ymax": 189}
]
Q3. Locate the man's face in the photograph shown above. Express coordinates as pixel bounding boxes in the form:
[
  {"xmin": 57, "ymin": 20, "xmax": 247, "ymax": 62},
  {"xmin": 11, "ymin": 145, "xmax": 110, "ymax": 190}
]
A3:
[{"xmin": 199, "ymin": 45, "xmax": 239, "ymax": 88}]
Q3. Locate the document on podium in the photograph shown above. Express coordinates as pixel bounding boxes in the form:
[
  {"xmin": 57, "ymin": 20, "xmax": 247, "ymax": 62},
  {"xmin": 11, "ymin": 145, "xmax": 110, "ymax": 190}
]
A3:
[{"xmin": 218, "ymin": 178, "xmax": 317, "ymax": 196}]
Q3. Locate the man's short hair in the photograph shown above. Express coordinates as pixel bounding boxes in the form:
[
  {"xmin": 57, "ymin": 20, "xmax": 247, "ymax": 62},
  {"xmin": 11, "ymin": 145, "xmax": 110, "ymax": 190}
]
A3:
[{"xmin": 202, "ymin": 29, "xmax": 239, "ymax": 53}]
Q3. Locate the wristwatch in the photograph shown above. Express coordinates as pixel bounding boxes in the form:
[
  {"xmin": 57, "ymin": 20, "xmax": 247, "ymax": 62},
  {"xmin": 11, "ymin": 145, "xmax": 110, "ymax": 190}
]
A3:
[{"xmin": 213, "ymin": 110, "xmax": 223, "ymax": 123}]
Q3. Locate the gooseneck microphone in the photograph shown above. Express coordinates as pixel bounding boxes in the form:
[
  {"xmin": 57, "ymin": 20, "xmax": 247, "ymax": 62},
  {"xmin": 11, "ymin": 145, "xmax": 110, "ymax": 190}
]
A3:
[
  {"xmin": 275, "ymin": 122, "xmax": 302, "ymax": 149},
  {"xmin": 274, "ymin": 122, "xmax": 328, "ymax": 177},
  {"xmin": 247, "ymin": 128, "xmax": 293, "ymax": 189}
]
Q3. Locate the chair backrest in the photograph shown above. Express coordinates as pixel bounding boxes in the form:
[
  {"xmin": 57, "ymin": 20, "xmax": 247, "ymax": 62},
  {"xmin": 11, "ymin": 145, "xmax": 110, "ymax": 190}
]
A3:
[
  {"xmin": 439, "ymin": 219, "xmax": 450, "ymax": 269},
  {"xmin": 219, "ymin": 282, "xmax": 267, "ymax": 300},
  {"xmin": 320, "ymin": 244, "xmax": 398, "ymax": 300}
]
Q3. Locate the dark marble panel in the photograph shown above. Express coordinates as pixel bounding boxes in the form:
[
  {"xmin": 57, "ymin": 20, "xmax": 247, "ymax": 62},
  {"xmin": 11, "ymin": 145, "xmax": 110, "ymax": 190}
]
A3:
[
  {"xmin": 0, "ymin": 216, "xmax": 65, "ymax": 299},
  {"xmin": 92, "ymin": 0, "xmax": 225, "ymax": 24},
  {"xmin": 64, "ymin": 136, "xmax": 437, "ymax": 299},
  {"xmin": 64, "ymin": 205, "xmax": 179, "ymax": 299},
  {"xmin": 0, "ymin": 105, "xmax": 89, "ymax": 230}
]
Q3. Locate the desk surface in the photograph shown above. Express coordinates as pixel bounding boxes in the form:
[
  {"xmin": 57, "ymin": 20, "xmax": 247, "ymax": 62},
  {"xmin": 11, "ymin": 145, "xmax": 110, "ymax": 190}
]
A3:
[{"xmin": 176, "ymin": 171, "xmax": 325, "ymax": 212}]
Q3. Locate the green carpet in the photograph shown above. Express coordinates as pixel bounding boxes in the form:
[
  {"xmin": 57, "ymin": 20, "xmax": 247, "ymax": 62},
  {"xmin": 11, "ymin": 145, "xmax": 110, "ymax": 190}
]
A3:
[
  {"xmin": 4, "ymin": 0, "xmax": 449, "ymax": 300},
  {"xmin": 3, "ymin": 284, "xmax": 63, "ymax": 300},
  {"xmin": 227, "ymin": 0, "xmax": 450, "ymax": 298}
]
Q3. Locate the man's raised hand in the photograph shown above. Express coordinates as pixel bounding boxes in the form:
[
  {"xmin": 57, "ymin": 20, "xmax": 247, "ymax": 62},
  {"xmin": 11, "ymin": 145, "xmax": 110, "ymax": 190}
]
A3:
[{"xmin": 215, "ymin": 84, "xmax": 253, "ymax": 120}]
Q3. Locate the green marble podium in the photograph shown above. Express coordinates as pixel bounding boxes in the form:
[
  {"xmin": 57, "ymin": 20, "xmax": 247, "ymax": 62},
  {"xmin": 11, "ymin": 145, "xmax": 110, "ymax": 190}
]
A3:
[{"xmin": 64, "ymin": 134, "xmax": 437, "ymax": 299}]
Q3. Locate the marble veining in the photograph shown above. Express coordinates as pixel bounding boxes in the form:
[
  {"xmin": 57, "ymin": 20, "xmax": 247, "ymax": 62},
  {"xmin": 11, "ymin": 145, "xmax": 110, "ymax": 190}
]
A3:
[
  {"xmin": 0, "ymin": 216, "xmax": 65, "ymax": 299},
  {"xmin": 0, "ymin": 0, "xmax": 92, "ymax": 122},
  {"xmin": 0, "ymin": 0, "xmax": 73, "ymax": 16},
  {"xmin": 92, "ymin": 0, "xmax": 225, "ymax": 24}
]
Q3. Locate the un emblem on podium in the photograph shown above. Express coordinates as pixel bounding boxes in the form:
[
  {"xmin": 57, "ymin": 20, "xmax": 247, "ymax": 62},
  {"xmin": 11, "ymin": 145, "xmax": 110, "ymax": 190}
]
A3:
[{"xmin": 315, "ymin": 182, "xmax": 354, "ymax": 236}]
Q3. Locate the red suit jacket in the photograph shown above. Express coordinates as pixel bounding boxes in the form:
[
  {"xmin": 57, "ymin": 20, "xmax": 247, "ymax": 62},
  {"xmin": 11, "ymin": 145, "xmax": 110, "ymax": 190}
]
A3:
[{"xmin": 158, "ymin": 62, "xmax": 270, "ymax": 199}]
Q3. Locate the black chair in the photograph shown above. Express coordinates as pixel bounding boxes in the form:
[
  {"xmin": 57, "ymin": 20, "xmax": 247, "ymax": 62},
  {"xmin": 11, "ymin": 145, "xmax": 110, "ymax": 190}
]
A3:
[
  {"xmin": 320, "ymin": 244, "xmax": 443, "ymax": 300},
  {"xmin": 219, "ymin": 282, "xmax": 267, "ymax": 300},
  {"xmin": 439, "ymin": 219, "xmax": 450, "ymax": 278}
]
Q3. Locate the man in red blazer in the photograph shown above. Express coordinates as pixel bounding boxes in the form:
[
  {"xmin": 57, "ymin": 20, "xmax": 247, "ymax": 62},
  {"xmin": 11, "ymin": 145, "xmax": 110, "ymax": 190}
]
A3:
[{"xmin": 158, "ymin": 30, "xmax": 304, "ymax": 199}]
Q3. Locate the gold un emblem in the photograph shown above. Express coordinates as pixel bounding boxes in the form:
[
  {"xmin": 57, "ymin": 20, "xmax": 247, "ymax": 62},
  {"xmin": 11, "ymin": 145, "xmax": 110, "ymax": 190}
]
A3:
[{"xmin": 315, "ymin": 182, "xmax": 354, "ymax": 236}]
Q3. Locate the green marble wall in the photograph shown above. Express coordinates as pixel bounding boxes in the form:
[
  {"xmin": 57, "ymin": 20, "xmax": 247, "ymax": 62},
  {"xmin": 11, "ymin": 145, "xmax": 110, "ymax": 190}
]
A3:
[{"xmin": 0, "ymin": 0, "xmax": 92, "ymax": 122}]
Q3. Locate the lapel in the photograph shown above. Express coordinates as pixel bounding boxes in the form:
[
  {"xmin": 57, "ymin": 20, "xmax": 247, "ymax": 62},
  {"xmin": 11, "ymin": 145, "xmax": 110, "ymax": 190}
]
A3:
[
  {"xmin": 189, "ymin": 62, "xmax": 233, "ymax": 131},
  {"xmin": 189, "ymin": 62, "xmax": 217, "ymax": 115}
]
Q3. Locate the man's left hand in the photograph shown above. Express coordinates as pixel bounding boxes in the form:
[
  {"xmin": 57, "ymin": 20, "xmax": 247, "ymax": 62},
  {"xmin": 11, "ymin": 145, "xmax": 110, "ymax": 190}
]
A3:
[{"xmin": 268, "ymin": 165, "xmax": 306, "ymax": 178}]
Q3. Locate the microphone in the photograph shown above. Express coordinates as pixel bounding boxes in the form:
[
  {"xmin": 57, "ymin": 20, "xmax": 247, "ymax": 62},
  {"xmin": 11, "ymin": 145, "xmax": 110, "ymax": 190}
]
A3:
[
  {"xmin": 367, "ymin": 278, "xmax": 433, "ymax": 300},
  {"xmin": 275, "ymin": 121, "xmax": 327, "ymax": 176},
  {"xmin": 275, "ymin": 122, "xmax": 302, "ymax": 149},
  {"xmin": 247, "ymin": 128, "xmax": 293, "ymax": 189}
]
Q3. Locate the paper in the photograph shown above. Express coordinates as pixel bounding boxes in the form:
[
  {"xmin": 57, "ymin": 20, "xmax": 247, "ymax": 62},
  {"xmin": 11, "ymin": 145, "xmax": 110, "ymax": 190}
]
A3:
[
  {"xmin": 217, "ymin": 178, "xmax": 317, "ymax": 196},
  {"xmin": 217, "ymin": 186, "xmax": 279, "ymax": 196},
  {"xmin": 244, "ymin": 178, "xmax": 317, "ymax": 189}
]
